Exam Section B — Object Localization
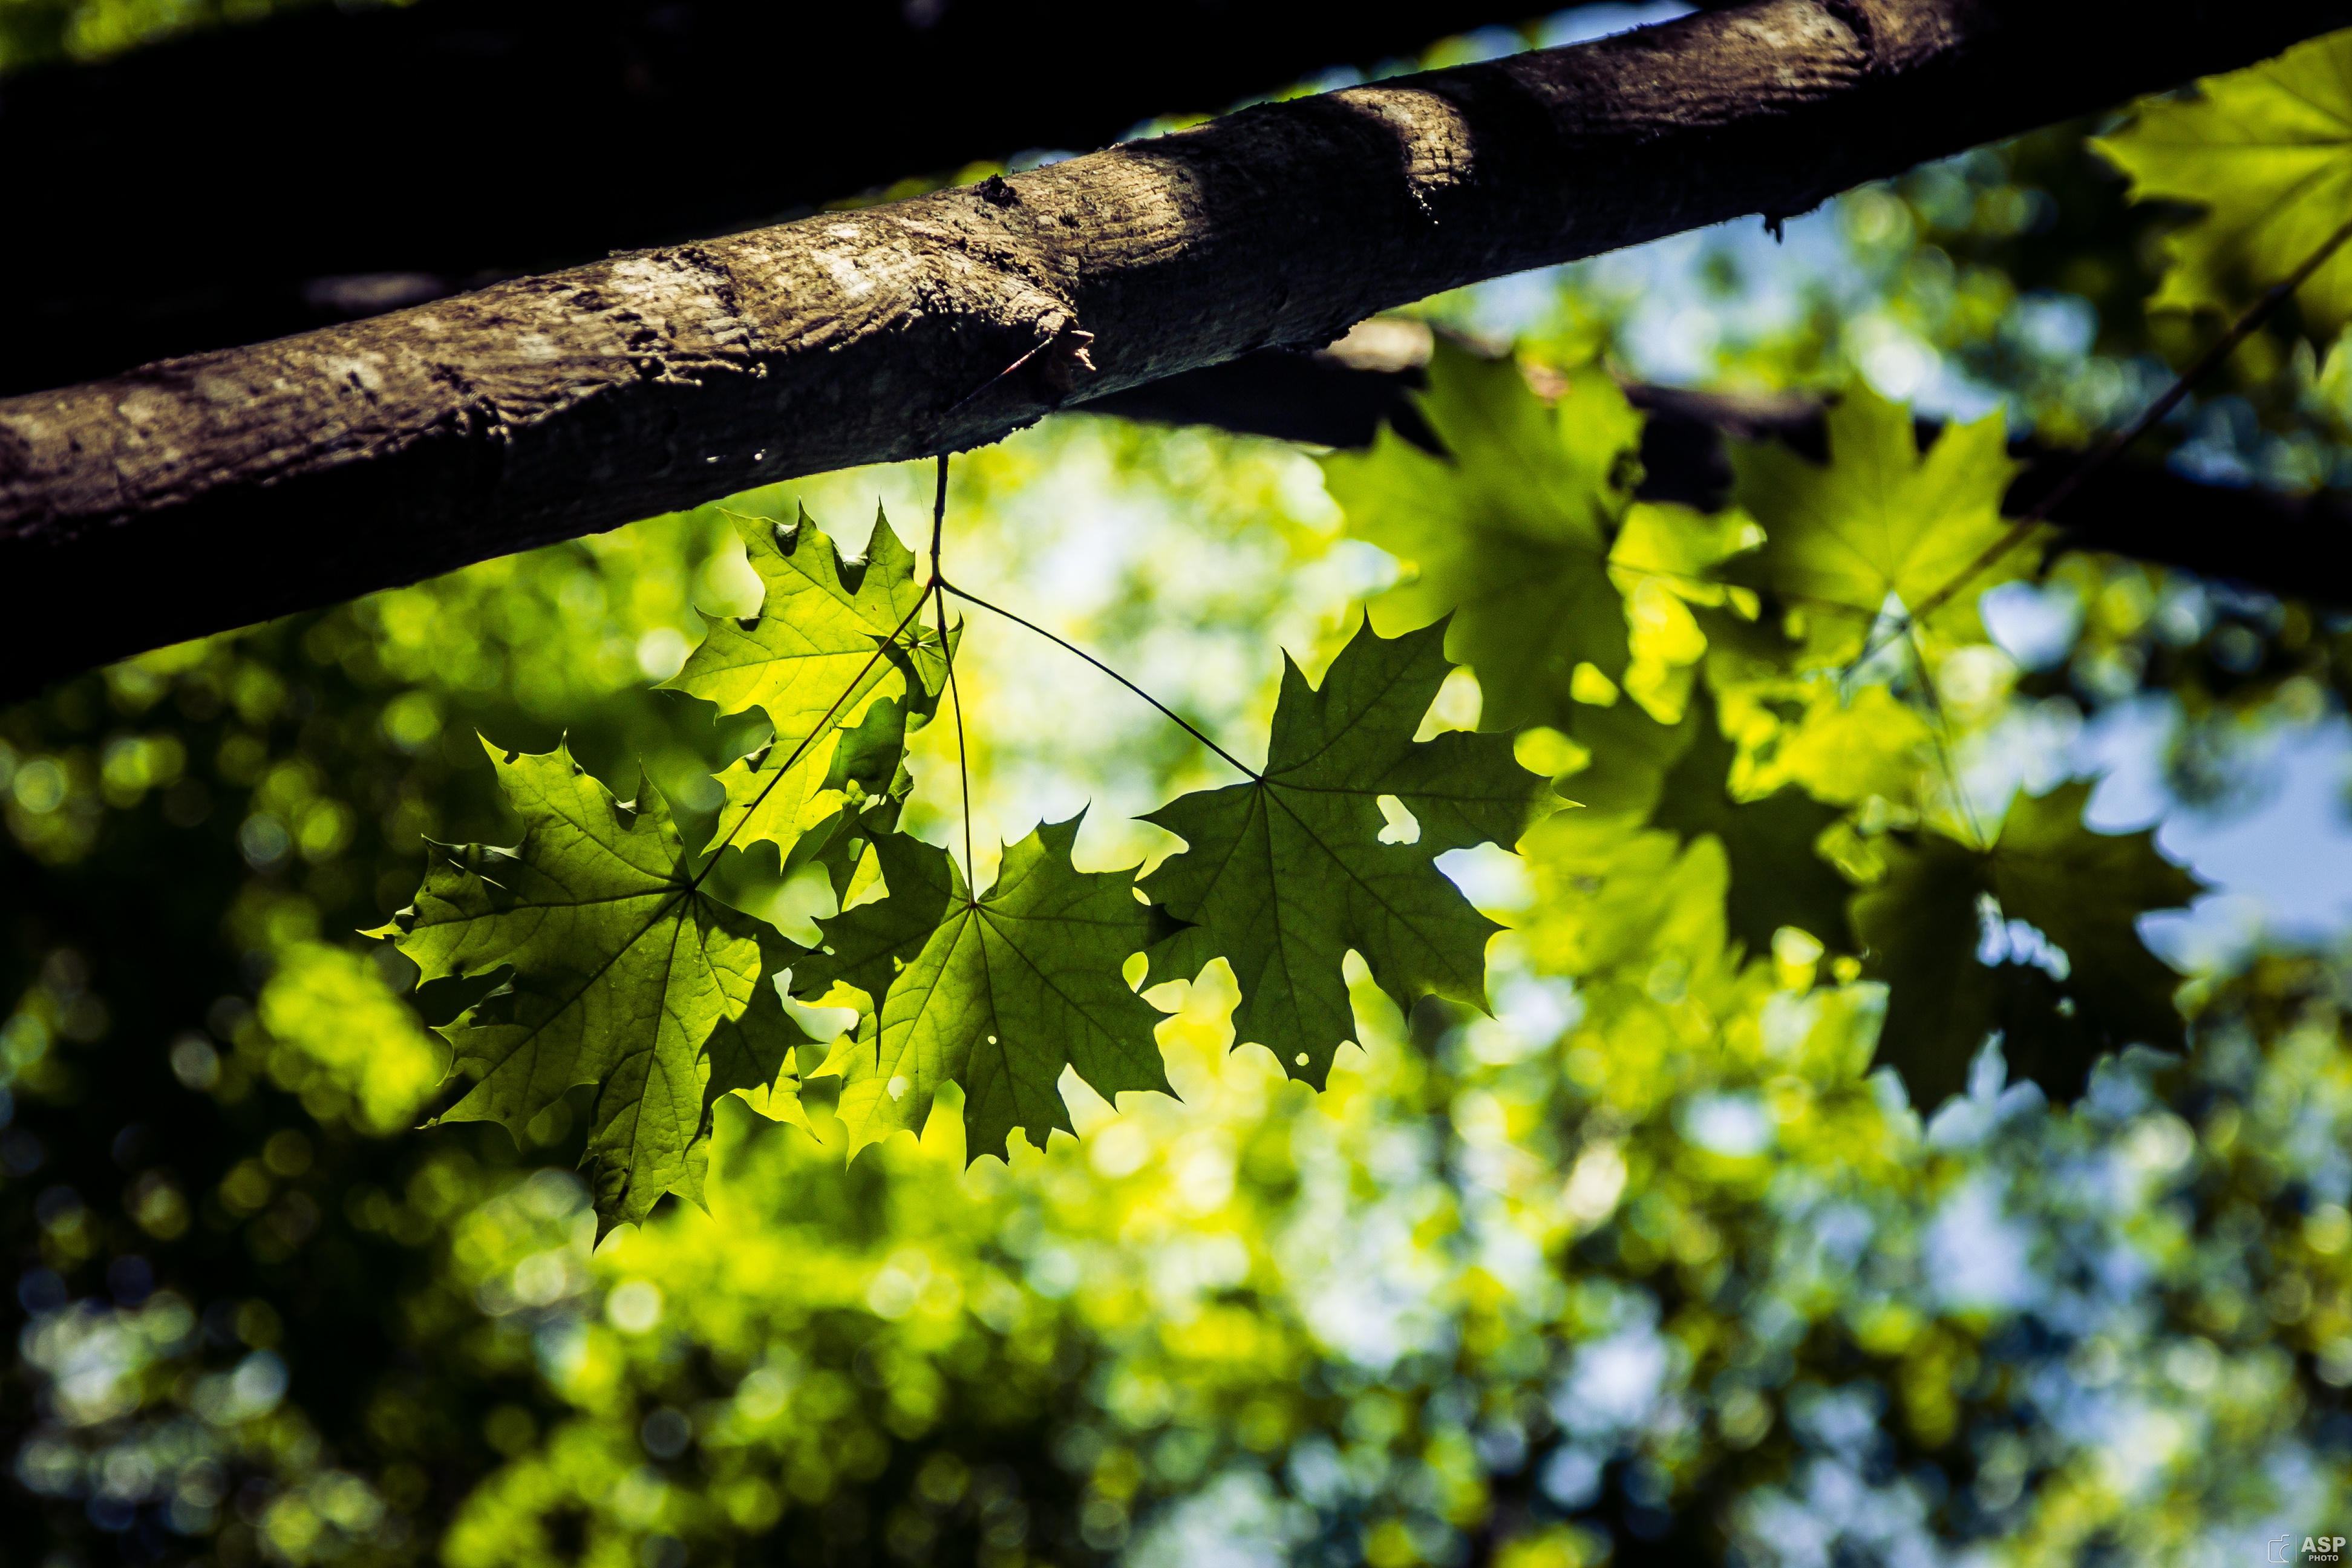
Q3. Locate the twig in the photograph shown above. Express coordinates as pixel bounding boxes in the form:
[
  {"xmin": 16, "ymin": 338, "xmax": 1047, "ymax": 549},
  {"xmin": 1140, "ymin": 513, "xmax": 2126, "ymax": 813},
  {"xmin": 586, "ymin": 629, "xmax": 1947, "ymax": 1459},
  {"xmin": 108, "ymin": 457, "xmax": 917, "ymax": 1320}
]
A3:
[
  {"xmin": 1844, "ymin": 211, "xmax": 2352, "ymax": 680},
  {"xmin": 929, "ymin": 452, "xmax": 948, "ymax": 569}
]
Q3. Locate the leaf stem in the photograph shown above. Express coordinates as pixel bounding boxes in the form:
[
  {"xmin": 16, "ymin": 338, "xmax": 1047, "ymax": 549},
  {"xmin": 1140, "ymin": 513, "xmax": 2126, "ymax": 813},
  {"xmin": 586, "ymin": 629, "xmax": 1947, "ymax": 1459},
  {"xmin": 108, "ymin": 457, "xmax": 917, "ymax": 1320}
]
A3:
[
  {"xmin": 938, "ymin": 576, "xmax": 977, "ymax": 900},
  {"xmin": 1845, "ymin": 210, "xmax": 2352, "ymax": 681},
  {"xmin": 940, "ymin": 581, "xmax": 1263, "ymax": 783},
  {"xmin": 929, "ymin": 452, "xmax": 949, "ymax": 573},
  {"xmin": 923, "ymin": 451, "xmax": 979, "ymax": 898}
]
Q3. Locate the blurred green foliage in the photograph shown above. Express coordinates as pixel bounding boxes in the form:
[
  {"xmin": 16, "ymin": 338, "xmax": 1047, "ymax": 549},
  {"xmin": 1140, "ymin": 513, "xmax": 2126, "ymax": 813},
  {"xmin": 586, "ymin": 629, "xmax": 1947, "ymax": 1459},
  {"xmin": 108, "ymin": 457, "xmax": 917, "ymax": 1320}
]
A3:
[
  {"xmin": 15, "ymin": 42, "xmax": 2352, "ymax": 1568},
  {"xmin": 0, "ymin": 0, "xmax": 396, "ymax": 73},
  {"xmin": 11, "ymin": 374, "xmax": 2352, "ymax": 1564}
]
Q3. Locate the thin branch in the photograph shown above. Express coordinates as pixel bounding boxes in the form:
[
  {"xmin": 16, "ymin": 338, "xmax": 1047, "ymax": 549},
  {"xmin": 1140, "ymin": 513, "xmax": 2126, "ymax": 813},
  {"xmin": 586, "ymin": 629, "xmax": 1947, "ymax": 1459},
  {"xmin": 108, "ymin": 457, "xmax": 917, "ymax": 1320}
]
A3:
[
  {"xmin": 1846, "ymin": 211, "xmax": 2352, "ymax": 681},
  {"xmin": 941, "ymin": 581, "xmax": 1263, "ymax": 783},
  {"xmin": 929, "ymin": 453, "xmax": 949, "ymax": 574}
]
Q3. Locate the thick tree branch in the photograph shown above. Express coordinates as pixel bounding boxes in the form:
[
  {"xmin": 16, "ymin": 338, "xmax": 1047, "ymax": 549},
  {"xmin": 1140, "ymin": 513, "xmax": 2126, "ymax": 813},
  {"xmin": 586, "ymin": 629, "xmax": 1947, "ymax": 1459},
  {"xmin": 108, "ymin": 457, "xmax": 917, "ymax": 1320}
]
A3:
[
  {"xmin": 6, "ymin": 0, "xmax": 2350, "ymax": 696},
  {"xmin": 0, "ymin": 0, "xmax": 1560, "ymax": 397}
]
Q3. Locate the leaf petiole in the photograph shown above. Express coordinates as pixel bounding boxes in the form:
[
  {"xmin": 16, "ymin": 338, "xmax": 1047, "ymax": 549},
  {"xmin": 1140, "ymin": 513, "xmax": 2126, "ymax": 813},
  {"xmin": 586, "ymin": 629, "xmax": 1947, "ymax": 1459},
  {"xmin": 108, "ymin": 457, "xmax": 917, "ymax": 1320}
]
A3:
[
  {"xmin": 939, "ymin": 581, "xmax": 1261, "ymax": 783},
  {"xmin": 937, "ymin": 575, "xmax": 976, "ymax": 902}
]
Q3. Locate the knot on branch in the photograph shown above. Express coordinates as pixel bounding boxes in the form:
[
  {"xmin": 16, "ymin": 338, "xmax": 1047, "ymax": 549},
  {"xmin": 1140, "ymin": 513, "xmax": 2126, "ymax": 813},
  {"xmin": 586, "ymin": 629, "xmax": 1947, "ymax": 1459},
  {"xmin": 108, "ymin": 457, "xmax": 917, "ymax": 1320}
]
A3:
[{"xmin": 1036, "ymin": 316, "xmax": 1097, "ymax": 400}]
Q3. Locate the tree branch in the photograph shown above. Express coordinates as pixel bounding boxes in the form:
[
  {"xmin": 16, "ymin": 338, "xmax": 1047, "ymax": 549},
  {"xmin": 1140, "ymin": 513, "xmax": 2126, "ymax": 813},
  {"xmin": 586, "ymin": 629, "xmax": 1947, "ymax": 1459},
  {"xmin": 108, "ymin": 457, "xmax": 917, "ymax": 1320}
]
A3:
[
  {"xmin": 0, "ymin": 0, "xmax": 1564, "ymax": 397},
  {"xmin": 1094, "ymin": 324, "xmax": 2352, "ymax": 606},
  {"xmin": 5, "ymin": 0, "xmax": 2349, "ymax": 696}
]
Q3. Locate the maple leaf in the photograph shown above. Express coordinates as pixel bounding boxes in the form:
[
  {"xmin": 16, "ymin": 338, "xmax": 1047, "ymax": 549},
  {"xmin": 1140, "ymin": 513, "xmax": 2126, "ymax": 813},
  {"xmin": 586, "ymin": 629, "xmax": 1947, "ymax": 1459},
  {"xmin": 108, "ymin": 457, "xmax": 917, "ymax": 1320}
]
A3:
[
  {"xmin": 710, "ymin": 689, "xmax": 918, "ymax": 900},
  {"xmin": 786, "ymin": 827, "xmax": 958, "ymax": 1012},
  {"xmin": 804, "ymin": 816, "xmax": 1172, "ymax": 1160},
  {"xmin": 2094, "ymin": 31, "xmax": 2352, "ymax": 334},
  {"xmin": 1320, "ymin": 342, "xmax": 1638, "ymax": 731},
  {"xmin": 1139, "ymin": 618, "xmax": 1547, "ymax": 1086},
  {"xmin": 670, "ymin": 503, "xmax": 933, "ymax": 731},
  {"xmin": 1650, "ymin": 686, "xmax": 1854, "ymax": 955},
  {"xmin": 1727, "ymin": 385, "xmax": 2036, "ymax": 667},
  {"xmin": 1851, "ymin": 782, "xmax": 2204, "ymax": 1108},
  {"xmin": 368, "ymin": 740, "xmax": 803, "ymax": 1236},
  {"xmin": 1535, "ymin": 697, "xmax": 1691, "ymax": 821},
  {"xmin": 701, "ymin": 950, "xmax": 818, "ymax": 1140},
  {"xmin": 670, "ymin": 506, "xmax": 947, "ymax": 855},
  {"xmin": 1517, "ymin": 814, "xmax": 1731, "ymax": 981}
]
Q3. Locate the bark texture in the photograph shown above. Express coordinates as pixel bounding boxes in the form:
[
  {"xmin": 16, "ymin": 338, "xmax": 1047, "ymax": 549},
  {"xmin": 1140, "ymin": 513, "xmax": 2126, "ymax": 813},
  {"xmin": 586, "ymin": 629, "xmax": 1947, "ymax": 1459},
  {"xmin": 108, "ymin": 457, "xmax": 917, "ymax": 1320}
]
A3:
[
  {"xmin": 0, "ymin": 0, "xmax": 1546, "ymax": 397},
  {"xmin": 6, "ymin": 0, "xmax": 2351, "ymax": 692}
]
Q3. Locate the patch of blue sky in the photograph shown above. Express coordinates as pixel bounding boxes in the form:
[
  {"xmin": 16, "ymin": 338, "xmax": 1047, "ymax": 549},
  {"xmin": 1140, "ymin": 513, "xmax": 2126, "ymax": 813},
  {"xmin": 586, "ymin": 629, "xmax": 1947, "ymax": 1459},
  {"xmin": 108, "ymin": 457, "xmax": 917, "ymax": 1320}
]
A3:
[
  {"xmin": 1926, "ymin": 1174, "xmax": 2043, "ymax": 1313},
  {"xmin": 1435, "ymin": 167, "xmax": 2097, "ymax": 426},
  {"xmin": 1966, "ymin": 580, "xmax": 2352, "ymax": 968},
  {"xmin": 2074, "ymin": 696, "xmax": 2352, "ymax": 965},
  {"xmin": 1550, "ymin": 1310, "xmax": 1675, "ymax": 1439},
  {"xmin": 1537, "ymin": 2, "xmax": 1696, "ymax": 48}
]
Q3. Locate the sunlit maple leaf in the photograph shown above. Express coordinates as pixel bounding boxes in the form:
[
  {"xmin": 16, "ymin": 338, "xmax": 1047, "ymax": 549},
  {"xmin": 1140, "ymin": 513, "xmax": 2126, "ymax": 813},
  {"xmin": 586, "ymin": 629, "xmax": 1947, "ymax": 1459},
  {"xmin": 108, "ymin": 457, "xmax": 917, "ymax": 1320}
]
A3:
[
  {"xmin": 1726, "ymin": 384, "xmax": 2037, "ymax": 667},
  {"xmin": 2096, "ymin": 31, "xmax": 2352, "ymax": 333},
  {"xmin": 1321, "ymin": 342, "xmax": 1641, "ymax": 732},
  {"xmin": 805, "ymin": 817, "xmax": 1172, "ymax": 1161},
  {"xmin": 670, "ymin": 506, "xmax": 947, "ymax": 857},
  {"xmin": 368, "ymin": 741, "xmax": 804, "ymax": 1236},
  {"xmin": 1139, "ymin": 618, "xmax": 1546, "ymax": 1085}
]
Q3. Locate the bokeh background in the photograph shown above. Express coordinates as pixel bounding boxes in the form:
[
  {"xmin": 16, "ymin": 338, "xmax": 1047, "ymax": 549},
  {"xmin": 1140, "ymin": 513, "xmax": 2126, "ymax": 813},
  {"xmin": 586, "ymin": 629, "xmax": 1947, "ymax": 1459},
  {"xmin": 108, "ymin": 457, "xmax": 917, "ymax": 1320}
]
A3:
[{"xmin": 8, "ymin": 2, "xmax": 2352, "ymax": 1566}]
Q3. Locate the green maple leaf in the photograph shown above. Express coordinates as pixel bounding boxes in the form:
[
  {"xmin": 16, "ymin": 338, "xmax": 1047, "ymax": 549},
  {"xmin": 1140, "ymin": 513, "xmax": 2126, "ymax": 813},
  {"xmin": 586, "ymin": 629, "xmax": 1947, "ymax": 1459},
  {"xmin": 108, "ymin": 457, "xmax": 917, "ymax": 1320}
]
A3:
[
  {"xmin": 670, "ymin": 506, "xmax": 946, "ymax": 854},
  {"xmin": 1139, "ymin": 618, "xmax": 1547, "ymax": 1086},
  {"xmin": 368, "ymin": 741, "xmax": 803, "ymax": 1236},
  {"xmin": 710, "ymin": 690, "xmax": 919, "ymax": 912},
  {"xmin": 804, "ymin": 816, "xmax": 1172, "ymax": 1160},
  {"xmin": 787, "ymin": 827, "xmax": 958, "ymax": 1011},
  {"xmin": 1651, "ymin": 685, "xmax": 1854, "ymax": 955},
  {"xmin": 1320, "ymin": 342, "xmax": 1638, "ymax": 731},
  {"xmin": 1536, "ymin": 697, "xmax": 1692, "ymax": 821},
  {"xmin": 1728, "ymin": 385, "xmax": 2035, "ymax": 666},
  {"xmin": 2095, "ymin": 31, "xmax": 2352, "ymax": 334},
  {"xmin": 1851, "ymin": 781, "xmax": 2203, "ymax": 1107},
  {"xmin": 670, "ymin": 503, "xmax": 933, "ymax": 730},
  {"xmin": 700, "ymin": 952, "xmax": 818, "ymax": 1141}
]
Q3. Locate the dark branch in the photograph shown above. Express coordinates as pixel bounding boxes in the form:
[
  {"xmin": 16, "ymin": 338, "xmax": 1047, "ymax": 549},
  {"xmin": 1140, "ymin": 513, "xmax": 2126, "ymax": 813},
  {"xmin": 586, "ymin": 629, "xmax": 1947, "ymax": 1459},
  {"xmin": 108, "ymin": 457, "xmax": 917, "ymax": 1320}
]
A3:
[
  {"xmin": 1093, "ymin": 325, "xmax": 2352, "ymax": 606},
  {"xmin": 0, "ymin": 0, "xmax": 1566, "ymax": 397},
  {"xmin": 6, "ymin": 0, "xmax": 2350, "ymax": 696}
]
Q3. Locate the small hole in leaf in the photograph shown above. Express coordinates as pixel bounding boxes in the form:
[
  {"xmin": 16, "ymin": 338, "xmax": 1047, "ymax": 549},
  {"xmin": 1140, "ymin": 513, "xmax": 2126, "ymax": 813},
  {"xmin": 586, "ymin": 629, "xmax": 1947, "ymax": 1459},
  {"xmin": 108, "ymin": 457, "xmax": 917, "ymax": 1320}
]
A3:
[
  {"xmin": 1295, "ymin": 1053, "xmax": 1308, "ymax": 1067},
  {"xmin": 987, "ymin": 1035, "xmax": 998, "ymax": 1045},
  {"xmin": 887, "ymin": 1075, "xmax": 909, "ymax": 1101},
  {"xmin": 1375, "ymin": 795, "xmax": 1420, "ymax": 846}
]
